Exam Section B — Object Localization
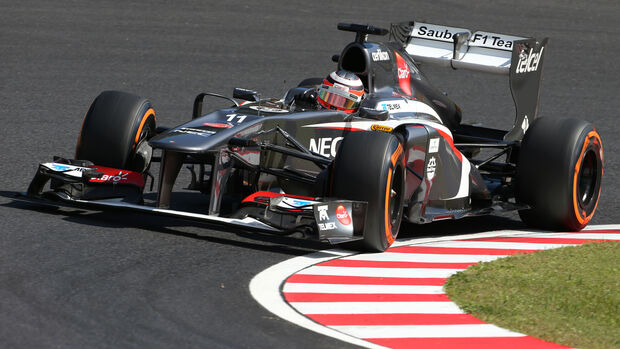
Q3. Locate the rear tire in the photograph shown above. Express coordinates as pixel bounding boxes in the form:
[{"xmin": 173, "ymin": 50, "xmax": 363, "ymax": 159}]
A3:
[
  {"xmin": 516, "ymin": 117, "xmax": 603, "ymax": 230},
  {"xmin": 331, "ymin": 131, "xmax": 405, "ymax": 252},
  {"xmin": 75, "ymin": 90, "xmax": 156, "ymax": 172}
]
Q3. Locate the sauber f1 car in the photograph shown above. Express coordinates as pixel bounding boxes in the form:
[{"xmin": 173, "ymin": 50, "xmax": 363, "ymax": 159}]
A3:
[{"xmin": 23, "ymin": 22, "xmax": 604, "ymax": 251}]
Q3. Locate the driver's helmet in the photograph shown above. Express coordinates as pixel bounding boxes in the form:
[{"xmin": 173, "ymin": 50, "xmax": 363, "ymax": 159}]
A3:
[{"xmin": 317, "ymin": 70, "xmax": 364, "ymax": 113}]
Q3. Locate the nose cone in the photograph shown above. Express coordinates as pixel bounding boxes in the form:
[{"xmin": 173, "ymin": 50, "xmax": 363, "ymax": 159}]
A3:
[{"xmin": 149, "ymin": 126, "xmax": 223, "ymax": 153}]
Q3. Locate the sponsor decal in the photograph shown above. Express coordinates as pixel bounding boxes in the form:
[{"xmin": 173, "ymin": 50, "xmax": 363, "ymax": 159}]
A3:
[
  {"xmin": 88, "ymin": 170, "xmax": 129, "ymax": 183},
  {"xmin": 371, "ymin": 124, "xmax": 393, "ymax": 132},
  {"xmin": 426, "ymin": 156, "xmax": 437, "ymax": 180},
  {"xmin": 394, "ymin": 51, "xmax": 412, "ymax": 96},
  {"xmin": 336, "ymin": 205, "xmax": 351, "ymax": 225},
  {"xmin": 415, "ymin": 25, "xmax": 457, "ymax": 41},
  {"xmin": 318, "ymin": 222, "xmax": 337, "ymax": 230},
  {"xmin": 45, "ymin": 163, "xmax": 87, "ymax": 178},
  {"xmin": 469, "ymin": 32, "xmax": 514, "ymax": 50},
  {"xmin": 309, "ymin": 137, "xmax": 343, "ymax": 158},
  {"xmin": 88, "ymin": 166, "xmax": 145, "ymax": 187},
  {"xmin": 371, "ymin": 50, "xmax": 389, "ymax": 61},
  {"xmin": 398, "ymin": 67, "xmax": 409, "ymax": 79},
  {"xmin": 515, "ymin": 46, "xmax": 544, "ymax": 74},
  {"xmin": 429, "ymin": 137, "xmax": 440, "ymax": 153},
  {"xmin": 281, "ymin": 197, "xmax": 315, "ymax": 208},
  {"xmin": 203, "ymin": 122, "xmax": 233, "ymax": 129},
  {"xmin": 176, "ymin": 128, "xmax": 215, "ymax": 137},
  {"xmin": 379, "ymin": 102, "xmax": 402, "ymax": 111},
  {"xmin": 50, "ymin": 164, "xmax": 71, "ymax": 171},
  {"xmin": 317, "ymin": 205, "xmax": 329, "ymax": 221},
  {"xmin": 99, "ymin": 171, "xmax": 129, "ymax": 183},
  {"xmin": 226, "ymin": 113, "xmax": 249, "ymax": 123}
]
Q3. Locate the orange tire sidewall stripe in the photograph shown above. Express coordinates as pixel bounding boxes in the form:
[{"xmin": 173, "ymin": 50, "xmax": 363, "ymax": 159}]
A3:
[
  {"xmin": 384, "ymin": 168, "xmax": 394, "ymax": 245},
  {"xmin": 572, "ymin": 130, "xmax": 602, "ymax": 226},
  {"xmin": 384, "ymin": 143, "xmax": 403, "ymax": 246},
  {"xmin": 390, "ymin": 143, "xmax": 403, "ymax": 167},
  {"xmin": 133, "ymin": 108, "xmax": 156, "ymax": 148}
]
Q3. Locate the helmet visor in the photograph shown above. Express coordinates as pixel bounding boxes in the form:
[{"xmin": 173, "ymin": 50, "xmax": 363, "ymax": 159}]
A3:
[{"xmin": 317, "ymin": 83, "xmax": 362, "ymax": 110}]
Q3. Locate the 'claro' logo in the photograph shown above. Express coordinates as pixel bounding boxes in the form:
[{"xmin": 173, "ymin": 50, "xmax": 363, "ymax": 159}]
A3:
[{"xmin": 336, "ymin": 205, "xmax": 351, "ymax": 225}]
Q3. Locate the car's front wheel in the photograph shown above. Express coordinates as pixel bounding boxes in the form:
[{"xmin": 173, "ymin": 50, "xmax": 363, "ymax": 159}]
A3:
[
  {"xmin": 331, "ymin": 131, "xmax": 405, "ymax": 252},
  {"xmin": 75, "ymin": 90, "xmax": 157, "ymax": 173}
]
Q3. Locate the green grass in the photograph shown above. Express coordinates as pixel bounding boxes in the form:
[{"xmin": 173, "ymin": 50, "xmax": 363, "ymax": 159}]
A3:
[{"xmin": 444, "ymin": 241, "xmax": 619, "ymax": 349}]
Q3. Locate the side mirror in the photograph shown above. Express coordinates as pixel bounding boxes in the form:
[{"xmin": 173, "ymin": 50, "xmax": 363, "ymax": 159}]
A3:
[
  {"xmin": 233, "ymin": 88, "xmax": 260, "ymax": 102},
  {"xmin": 359, "ymin": 107, "xmax": 389, "ymax": 121}
]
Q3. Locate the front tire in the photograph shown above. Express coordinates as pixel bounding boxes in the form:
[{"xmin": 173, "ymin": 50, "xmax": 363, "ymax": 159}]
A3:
[
  {"xmin": 331, "ymin": 131, "xmax": 405, "ymax": 252},
  {"xmin": 75, "ymin": 90, "xmax": 156, "ymax": 172},
  {"xmin": 516, "ymin": 117, "xmax": 603, "ymax": 230}
]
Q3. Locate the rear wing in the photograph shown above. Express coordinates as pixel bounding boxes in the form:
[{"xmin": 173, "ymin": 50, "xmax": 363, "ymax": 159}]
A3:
[{"xmin": 390, "ymin": 22, "xmax": 548, "ymax": 141}]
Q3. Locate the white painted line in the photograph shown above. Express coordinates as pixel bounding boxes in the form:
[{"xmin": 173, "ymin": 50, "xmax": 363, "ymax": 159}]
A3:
[
  {"xmin": 330, "ymin": 324, "xmax": 525, "ymax": 338},
  {"xmin": 389, "ymin": 229, "xmax": 546, "ymax": 247},
  {"xmin": 583, "ymin": 224, "xmax": 620, "ymax": 231},
  {"xmin": 417, "ymin": 240, "xmax": 569, "ymax": 250},
  {"xmin": 508, "ymin": 232, "xmax": 620, "ymax": 240},
  {"xmin": 290, "ymin": 301, "xmax": 464, "ymax": 315},
  {"xmin": 296, "ymin": 266, "xmax": 463, "ymax": 278},
  {"xmin": 345, "ymin": 252, "xmax": 503, "ymax": 263},
  {"xmin": 283, "ymin": 283, "xmax": 445, "ymax": 294}
]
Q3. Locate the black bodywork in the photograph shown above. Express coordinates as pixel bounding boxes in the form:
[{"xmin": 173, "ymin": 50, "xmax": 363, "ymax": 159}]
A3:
[{"xmin": 25, "ymin": 22, "xmax": 549, "ymax": 245}]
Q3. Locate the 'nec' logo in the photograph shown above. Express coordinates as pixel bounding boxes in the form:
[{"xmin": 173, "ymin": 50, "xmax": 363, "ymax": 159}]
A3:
[{"xmin": 309, "ymin": 137, "xmax": 343, "ymax": 158}]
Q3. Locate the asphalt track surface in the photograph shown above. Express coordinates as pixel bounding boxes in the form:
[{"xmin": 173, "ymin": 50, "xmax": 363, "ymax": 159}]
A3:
[{"xmin": 1, "ymin": 1, "xmax": 619, "ymax": 348}]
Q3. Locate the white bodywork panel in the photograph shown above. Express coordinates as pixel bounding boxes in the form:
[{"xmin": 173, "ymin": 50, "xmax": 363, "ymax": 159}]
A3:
[{"xmin": 406, "ymin": 22, "xmax": 527, "ymax": 75}]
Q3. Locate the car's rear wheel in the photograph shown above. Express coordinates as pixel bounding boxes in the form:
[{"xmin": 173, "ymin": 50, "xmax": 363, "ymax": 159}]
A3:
[
  {"xmin": 516, "ymin": 117, "xmax": 603, "ymax": 230},
  {"xmin": 331, "ymin": 131, "xmax": 405, "ymax": 252},
  {"xmin": 75, "ymin": 90, "xmax": 157, "ymax": 172}
]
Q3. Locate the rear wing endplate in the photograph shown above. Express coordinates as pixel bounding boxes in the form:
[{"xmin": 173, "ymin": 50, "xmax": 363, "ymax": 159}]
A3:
[{"xmin": 390, "ymin": 22, "xmax": 548, "ymax": 141}]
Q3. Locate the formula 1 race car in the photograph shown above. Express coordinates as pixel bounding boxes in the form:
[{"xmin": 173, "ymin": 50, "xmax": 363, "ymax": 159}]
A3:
[{"xmin": 24, "ymin": 22, "xmax": 604, "ymax": 252}]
